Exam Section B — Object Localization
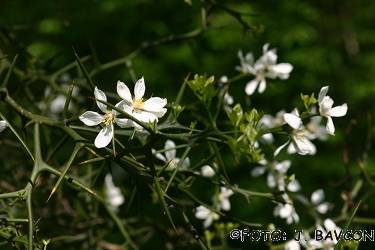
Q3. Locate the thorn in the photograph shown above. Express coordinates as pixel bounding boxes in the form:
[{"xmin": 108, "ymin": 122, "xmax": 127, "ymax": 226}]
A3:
[
  {"xmin": 72, "ymin": 46, "xmax": 77, "ymax": 55},
  {"xmin": 87, "ymin": 96, "xmax": 96, "ymax": 101},
  {"xmin": 46, "ymin": 187, "xmax": 56, "ymax": 203},
  {"xmin": 174, "ymin": 226, "xmax": 179, "ymax": 235},
  {"xmin": 185, "ymin": 72, "xmax": 191, "ymax": 79}
]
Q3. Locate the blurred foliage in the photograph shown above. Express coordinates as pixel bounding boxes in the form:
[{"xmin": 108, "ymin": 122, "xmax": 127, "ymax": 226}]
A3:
[{"xmin": 1, "ymin": 0, "xmax": 375, "ymax": 249}]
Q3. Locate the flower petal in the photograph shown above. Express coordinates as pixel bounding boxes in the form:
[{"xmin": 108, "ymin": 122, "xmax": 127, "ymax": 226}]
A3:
[
  {"xmin": 245, "ymin": 79, "xmax": 259, "ymax": 95},
  {"xmin": 201, "ymin": 165, "xmax": 216, "ymax": 177},
  {"xmin": 274, "ymin": 139, "xmax": 291, "ymax": 157},
  {"xmin": 267, "ymin": 172, "xmax": 276, "ymax": 188},
  {"xmin": 94, "ymin": 87, "xmax": 107, "ymax": 113},
  {"xmin": 164, "ymin": 140, "xmax": 176, "ymax": 161},
  {"xmin": 316, "ymin": 202, "xmax": 330, "ymax": 214},
  {"xmin": 272, "ymin": 63, "xmax": 293, "ymax": 74},
  {"xmin": 258, "ymin": 79, "xmax": 267, "ymax": 93},
  {"xmin": 134, "ymin": 77, "xmax": 145, "ymax": 100},
  {"xmin": 133, "ymin": 111, "xmax": 158, "ymax": 124},
  {"xmin": 116, "ymin": 118, "xmax": 132, "ymax": 128},
  {"xmin": 284, "ymin": 113, "xmax": 301, "ymax": 129},
  {"xmin": 250, "ymin": 166, "xmax": 266, "ymax": 177},
  {"xmin": 117, "ymin": 81, "xmax": 132, "ymax": 103},
  {"xmin": 0, "ymin": 120, "xmax": 8, "ymax": 132},
  {"xmin": 143, "ymin": 97, "xmax": 167, "ymax": 112},
  {"xmin": 311, "ymin": 189, "xmax": 325, "ymax": 205},
  {"xmin": 318, "ymin": 86, "xmax": 329, "ymax": 105},
  {"xmin": 94, "ymin": 124, "xmax": 113, "ymax": 148},
  {"xmin": 329, "ymin": 103, "xmax": 348, "ymax": 117},
  {"xmin": 79, "ymin": 111, "xmax": 103, "ymax": 126},
  {"xmin": 326, "ymin": 116, "xmax": 335, "ymax": 135}
]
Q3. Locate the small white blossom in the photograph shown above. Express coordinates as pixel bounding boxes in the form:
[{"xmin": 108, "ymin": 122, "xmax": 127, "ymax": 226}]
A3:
[
  {"xmin": 79, "ymin": 87, "xmax": 131, "ymax": 148},
  {"xmin": 153, "ymin": 140, "xmax": 190, "ymax": 170},
  {"xmin": 284, "ymin": 240, "xmax": 300, "ymax": 250},
  {"xmin": 236, "ymin": 44, "xmax": 293, "ymax": 95},
  {"xmin": 276, "ymin": 110, "xmax": 316, "ymax": 156},
  {"xmin": 195, "ymin": 205, "xmax": 220, "ymax": 228},
  {"xmin": 217, "ymin": 187, "xmax": 234, "ymax": 211},
  {"xmin": 0, "ymin": 120, "xmax": 8, "ymax": 132},
  {"xmin": 104, "ymin": 173, "xmax": 125, "ymax": 213},
  {"xmin": 201, "ymin": 165, "xmax": 216, "ymax": 177},
  {"xmin": 117, "ymin": 77, "xmax": 167, "ymax": 130},
  {"xmin": 273, "ymin": 203, "xmax": 299, "ymax": 225},
  {"xmin": 318, "ymin": 86, "xmax": 348, "ymax": 135},
  {"xmin": 296, "ymin": 189, "xmax": 331, "ymax": 221}
]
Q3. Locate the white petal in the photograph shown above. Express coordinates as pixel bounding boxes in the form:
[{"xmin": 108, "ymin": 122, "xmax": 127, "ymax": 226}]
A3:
[
  {"xmin": 318, "ymin": 86, "xmax": 329, "ymax": 105},
  {"xmin": 273, "ymin": 63, "xmax": 293, "ymax": 74},
  {"xmin": 311, "ymin": 189, "xmax": 325, "ymax": 205},
  {"xmin": 329, "ymin": 103, "xmax": 348, "ymax": 117},
  {"xmin": 267, "ymin": 172, "xmax": 276, "ymax": 188},
  {"xmin": 94, "ymin": 124, "xmax": 113, "ymax": 148},
  {"xmin": 116, "ymin": 118, "xmax": 132, "ymax": 128},
  {"xmin": 152, "ymin": 149, "xmax": 167, "ymax": 162},
  {"xmin": 250, "ymin": 166, "xmax": 267, "ymax": 177},
  {"xmin": 287, "ymin": 141, "xmax": 297, "ymax": 154},
  {"xmin": 316, "ymin": 202, "xmax": 330, "ymax": 214},
  {"xmin": 258, "ymin": 79, "xmax": 267, "ymax": 93},
  {"xmin": 134, "ymin": 77, "xmax": 145, "ymax": 100},
  {"xmin": 274, "ymin": 160, "xmax": 291, "ymax": 173},
  {"xmin": 181, "ymin": 157, "xmax": 190, "ymax": 170},
  {"xmin": 304, "ymin": 138, "xmax": 317, "ymax": 155},
  {"xmin": 94, "ymin": 87, "xmax": 107, "ymax": 113},
  {"xmin": 164, "ymin": 140, "xmax": 176, "ymax": 161},
  {"xmin": 274, "ymin": 139, "xmax": 291, "ymax": 157},
  {"xmin": 324, "ymin": 218, "xmax": 337, "ymax": 231},
  {"xmin": 143, "ymin": 97, "xmax": 167, "ymax": 112},
  {"xmin": 201, "ymin": 165, "xmax": 216, "ymax": 177},
  {"xmin": 279, "ymin": 204, "xmax": 293, "ymax": 218},
  {"xmin": 203, "ymin": 216, "xmax": 213, "ymax": 228},
  {"xmin": 287, "ymin": 179, "xmax": 301, "ymax": 192},
  {"xmin": 245, "ymin": 79, "xmax": 259, "ymax": 95},
  {"xmin": 133, "ymin": 111, "xmax": 158, "ymax": 124},
  {"xmin": 284, "ymin": 113, "xmax": 301, "ymax": 129},
  {"xmin": 220, "ymin": 199, "xmax": 231, "ymax": 211},
  {"xmin": 262, "ymin": 43, "xmax": 270, "ymax": 54},
  {"xmin": 195, "ymin": 205, "xmax": 210, "ymax": 219},
  {"xmin": 326, "ymin": 116, "xmax": 335, "ymax": 135},
  {"xmin": 79, "ymin": 111, "xmax": 103, "ymax": 126},
  {"xmin": 0, "ymin": 120, "xmax": 8, "ymax": 132},
  {"xmin": 117, "ymin": 81, "xmax": 132, "ymax": 103}
]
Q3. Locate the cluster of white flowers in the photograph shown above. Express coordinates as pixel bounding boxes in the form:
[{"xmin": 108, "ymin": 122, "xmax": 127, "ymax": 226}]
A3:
[
  {"xmin": 274, "ymin": 86, "xmax": 347, "ymax": 156},
  {"xmin": 236, "ymin": 43, "xmax": 293, "ymax": 95},
  {"xmin": 79, "ymin": 77, "xmax": 167, "ymax": 148}
]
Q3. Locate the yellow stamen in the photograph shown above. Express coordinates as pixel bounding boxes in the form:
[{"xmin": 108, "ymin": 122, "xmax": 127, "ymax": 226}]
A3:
[{"xmin": 102, "ymin": 110, "xmax": 115, "ymax": 126}]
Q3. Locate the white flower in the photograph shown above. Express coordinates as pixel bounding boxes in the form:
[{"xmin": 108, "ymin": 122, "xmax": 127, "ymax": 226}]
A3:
[
  {"xmin": 79, "ymin": 87, "xmax": 131, "ymax": 148},
  {"xmin": 195, "ymin": 205, "xmax": 220, "ymax": 228},
  {"xmin": 273, "ymin": 203, "xmax": 299, "ymax": 225},
  {"xmin": 0, "ymin": 120, "xmax": 8, "ymax": 132},
  {"xmin": 117, "ymin": 77, "xmax": 167, "ymax": 130},
  {"xmin": 318, "ymin": 86, "xmax": 348, "ymax": 135},
  {"xmin": 236, "ymin": 44, "xmax": 293, "ymax": 95},
  {"xmin": 258, "ymin": 110, "xmax": 286, "ymax": 144},
  {"xmin": 296, "ymin": 189, "xmax": 331, "ymax": 221},
  {"xmin": 276, "ymin": 110, "xmax": 316, "ymax": 155},
  {"xmin": 235, "ymin": 50, "xmax": 255, "ymax": 74},
  {"xmin": 306, "ymin": 106, "xmax": 329, "ymax": 141},
  {"xmin": 201, "ymin": 165, "xmax": 216, "ymax": 177},
  {"xmin": 153, "ymin": 140, "xmax": 190, "ymax": 170},
  {"xmin": 217, "ymin": 187, "xmax": 234, "ymax": 211},
  {"xmin": 104, "ymin": 173, "xmax": 125, "ymax": 213}
]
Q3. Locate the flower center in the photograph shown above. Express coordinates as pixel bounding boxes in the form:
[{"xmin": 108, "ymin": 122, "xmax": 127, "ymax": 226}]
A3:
[
  {"xmin": 131, "ymin": 98, "xmax": 145, "ymax": 113},
  {"xmin": 293, "ymin": 127, "xmax": 305, "ymax": 139},
  {"xmin": 102, "ymin": 110, "xmax": 115, "ymax": 126},
  {"xmin": 256, "ymin": 72, "xmax": 266, "ymax": 81}
]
